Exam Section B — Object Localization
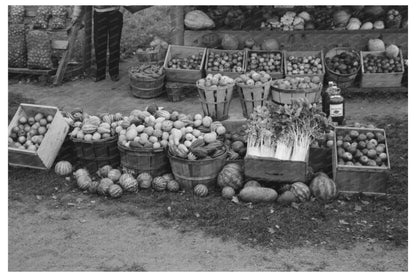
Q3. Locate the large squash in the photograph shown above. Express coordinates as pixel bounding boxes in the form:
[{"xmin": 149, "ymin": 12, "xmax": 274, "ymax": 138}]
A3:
[
  {"xmin": 238, "ymin": 187, "xmax": 278, "ymax": 203},
  {"xmin": 221, "ymin": 34, "xmax": 239, "ymax": 50},
  {"xmin": 184, "ymin": 10, "xmax": 215, "ymax": 30},
  {"xmin": 368, "ymin": 39, "xmax": 385, "ymax": 51},
  {"xmin": 290, "ymin": 182, "xmax": 310, "ymax": 202},
  {"xmin": 217, "ymin": 163, "xmax": 244, "ymax": 190},
  {"xmin": 309, "ymin": 172, "xmax": 337, "ymax": 201}
]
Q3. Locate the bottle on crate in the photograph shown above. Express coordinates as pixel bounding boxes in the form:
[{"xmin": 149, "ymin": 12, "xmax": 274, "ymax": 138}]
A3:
[{"xmin": 327, "ymin": 83, "xmax": 345, "ymax": 125}]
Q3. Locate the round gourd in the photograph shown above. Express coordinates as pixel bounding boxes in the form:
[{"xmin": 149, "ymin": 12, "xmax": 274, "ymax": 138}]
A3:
[
  {"xmin": 77, "ymin": 175, "xmax": 92, "ymax": 190},
  {"xmin": 290, "ymin": 182, "xmax": 311, "ymax": 202},
  {"xmin": 74, "ymin": 168, "xmax": 89, "ymax": 179},
  {"xmin": 123, "ymin": 177, "xmax": 139, "ymax": 193},
  {"xmin": 217, "ymin": 163, "xmax": 244, "ymax": 190},
  {"xmin": 137, "ymin": 172, "xmax": 153, "ymax": 189},
  {"xmin": 221, "ymin": 186, "xmax": 235, "ymax": 199},
  {"xmin": 162, "ymin": 173, "xmax": 174, "ymax": 182},
  {"xmin": 309, "ymin": 172, "xmax": 337, "ymax": 201},
  {"xmin": 167, "ymin": 180, "xmax": 180, "ymax": 192},
  {"xmin": 244, "ymin": 180, "xmax": 261, "ymax": 188},
  {"xmin": 368, "ymin": 38, "xmax": 385, "ymax": 51},
  {"xmin": 231, "ymin": 141, "xmax": 245, "ymax": 152},
  {"xmin": 55, "ymin": 161, "xmax": 73, "ymax": 176},
  {"xmin": 277, "ymin": 190, "xmax": 297, "ymax": 205},
  {"xmin": 107, "ymin": 169, "xmax": 122, "ymax": 182},
  {"xmin": 108, "ymin": 184, "xmax": 123, "ymax": 198},
  {"xmin": 238, "ymin": 187, "xmax": 278, "ymax": 203},
  {"xmin": 119, "ymin": 173, "xmax": 133, "ymax": 187},
  {"xmin": 152, "ymin": 176, "xmax": 168, "ymax": 192},
  {"xmin": 88, "ymin": 181, "xmax": 100, "ymax": 194},
  {"xmin": 194, "ymin": 184, "xmax": 208, "ymax": 197},
  {"xmin": 98, "ymin": 178, "xmax": 113, "ymax": 195},
  {"xmin": 97, "ymin": 165, "xmax": 112, "ymax": 178}
]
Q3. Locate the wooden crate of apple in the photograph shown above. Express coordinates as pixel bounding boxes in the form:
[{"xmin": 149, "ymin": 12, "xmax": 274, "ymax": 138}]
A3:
[
  {"xmin": 273, "ymin": 76, "xmax": 321, "ymax": 90},
  {"xmin": 166, "ymin": 53, "xmax": 204, "ymax": 70},
  {"xmin": 235, "ymin": 71, "xmax": 272, "ymax": 86},
  {"xmin": 285, "ymin": 54, "xmax": 324, "ymax": 76},
  {"xmin": 335, "ymin": 128, "xmax": 389, "ymax": 167},
  {"xmin": 246, "ymin": 51, "xmax": 283, "ymax": 75},
  {"xmin": 206, "ymin": 50, "xmax": 244, "ymax": 73},
  {"xmin": 9, "ymin": 112, "xmax": 54, "ymax": 151},
  {"xmin": 362, "ymin": 48, "xmax": 403, "ymax": 74}
]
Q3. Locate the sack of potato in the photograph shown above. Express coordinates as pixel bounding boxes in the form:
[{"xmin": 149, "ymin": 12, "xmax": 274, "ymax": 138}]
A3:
[
  {"xmin": 8, "ymin": 24, "xmax": 27, "ymax": 68},
  {"xmin": 32, "ymin": 6, "xmax": 51, "ymax": 29},
  {"xmin": 27, "ymin": 30, "xmax": 53, "ymax": 69},
  {"xmin": 50, "ymin": 6, "xmax": 67, "ymax": 30},
  {"xmin": 9, "ymin": 6, "xmax": 25, "ymax": 24}
]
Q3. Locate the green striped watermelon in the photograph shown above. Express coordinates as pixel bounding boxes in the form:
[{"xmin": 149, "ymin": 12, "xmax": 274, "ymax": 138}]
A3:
[{"xmin": 309, "ymin": 172, "xmax": 337, "ymax": 201}]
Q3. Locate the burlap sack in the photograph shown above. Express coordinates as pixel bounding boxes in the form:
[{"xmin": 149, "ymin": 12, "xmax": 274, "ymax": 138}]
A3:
[
  {"xmin": 8, "ymin": 24, "xmax": 27, "ymax": 68},
  {"xmin": 27, "ymin": 30, "xmax": 53, "ymax": 69},
  {"xmin": 9, "ymin": 6, "xmax": 25, "ymax": 24}
]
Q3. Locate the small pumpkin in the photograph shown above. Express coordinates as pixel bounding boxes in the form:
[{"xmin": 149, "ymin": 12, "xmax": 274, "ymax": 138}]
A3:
[
  {"xmin": 107, "ymin": 169, "xmax": 122, "ymax": 182},
  {"xmin": 194, "ymin": 184, "xmax": 208, "ymax": 197},
  {"xmin": 152, "ymin": 176, "xmax": 168, "ymax": 191},
  {"xmin": 309, "ymin": 172, "xmax": 337, "ymax": 201},
  {"xmin": 167, "ymin": 180, "xmax": 180, "ymax": 192},
  {"xmin": 97, "ymin": 165, "xmax": 112, "ymax": 178},
  {"xmin": 98, "ymin": 178, "xmax": 113, "ymax": 195},
  {"xmin": 74, "ymin": 168, "xmax": 89, "ymax": 179},
  {"xmin": 77, "ymin": 175, "xmax": 92, "ymax": 191},
  {"xmin": 137, "ymin": 172, "xmax": 153, "ymax": 189},
  {"xmin": 221, "ymin": 186, "xmax": 235, "ymax": 199},
  {"xmin": 277, "ymin": 190, "xmax": 297, "ymax": 205},
  {"xmin": 88, "ymin": 181, "xmax": 100, "ymax": 194},
  {"xmin": 55, "ymin": 161, "xmax": 73, "ymax": 176},
  {"xmin": 162, "ymin": 173, "xmax": 174, "ymax": 182},
  {"xmin": 290, "ymin": 182, "xmax": 311, "ymax": 202},
  {"xmin": 108, "ymin": 184, "xmax": 123, "ymax": 198},
  {"xmin": 217, "ymin": 163, "xmax": 244, "ymax": 190}
]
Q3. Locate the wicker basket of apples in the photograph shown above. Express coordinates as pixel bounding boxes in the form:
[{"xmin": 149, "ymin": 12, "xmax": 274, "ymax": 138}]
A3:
[{"xmin": 324, "ymin": 47, "xmax": 361, "ymax": 88}]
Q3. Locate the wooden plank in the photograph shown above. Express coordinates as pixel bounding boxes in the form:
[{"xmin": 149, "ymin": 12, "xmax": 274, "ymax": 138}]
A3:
[
  {"xmin": 204, "ymin": 88, "xmax": 216, "ymax": 119},
  {"xmin": 53, "ymin": 21, "xmax": 82, "ymax": 86},
  {"xmin": 170, "ymin": 6, "xmax": 184, "ymax": 45},
  {"xmin": 83, "ymin": 6, "xmax": 92, "ymax": 75},
  {"xmin": 8, "ymin": 68, "xmax": 56, "ymax": 75},
  {"xmin": 215, "ymin": 88, "xmax": 226, "ymax": 120},
  {"xmin": 51, "ymin": 40, "xmax": 68, "ymax": 50}
]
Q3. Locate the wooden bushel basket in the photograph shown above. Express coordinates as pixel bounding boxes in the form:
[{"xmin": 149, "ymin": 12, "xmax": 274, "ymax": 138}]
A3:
[
  {"xmin": 71, "ymin": 136, "xmax": 120, "ymax": 173},
  {"xmin": 196, "ymin": 82, "xmax": 235, "ymax": 121},
  {"xmin": 168, "ymin": 151, "xmax": 227, "ymax": 191},
  {"xmin": 118, "ymin": 143, "xmax": 170, "ymax": 177},
  {"xmin": 324, "ymin": 47, "xmax": 361, "ymax": 89},
  {"xmin": 270, "ymin": 81, "xmax": 322, "ymax": 105},
  {"xmin": 237, "ymin": 81, "xmax": 271, "ymax": 118},
  {"xmin": 129, "ymin": 67, "xmax": 165, "ymax": 99}
]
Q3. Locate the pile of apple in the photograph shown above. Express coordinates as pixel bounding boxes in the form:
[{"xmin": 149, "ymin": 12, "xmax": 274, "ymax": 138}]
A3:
[
  {"xmin": 273, "ymin": 76, "xmax": 321, "ymax": 90},
  {"xmin": 197, "ymin": 73, "xmax": 234, "ymax": 88},
  {"xmin": 166, "ymin": 52, "xmax": 204, "ymax": 70},
  {"xmin": 9, "ymin": 112, "xmax": 54, "ymax": 151},
  {"xmin": 246, "ymin": 52, "xmax": 283, "ymax": 74},
  {"xmin": 206, "ymin": 51, "xmax": 244, "ymax": 73},
  {"xmin": 286, "ymin": 55, "xmax": 324, "ymax": 75},
  {"xmin": 224, "ymin": 130, "xmax": 247, "ymax": 160},
  {"xmin": 235, "ymin": 71, "xmax": 272, "ymax": 86},
  {"xmin": 336, "ymin": 129, "xmax": 388, "ymax": 167},
  {"xmin": 363, "ymin": 54, "xmax": 403, "ymax": 74},
  {"xmin": 325, "ymin": 51, "xmax": 361, "ymax": 75}
]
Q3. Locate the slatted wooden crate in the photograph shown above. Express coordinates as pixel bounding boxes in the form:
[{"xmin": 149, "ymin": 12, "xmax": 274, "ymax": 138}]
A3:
[
  {"xmin": 332, "ymin": 127, "xmax": 391, "ymax": 195},
  {"xmin": 245, "ymin": 49, "xmax": 284, "ymax": 79},
  {"xmin": 244, "ymin": 151, "xmax": 309, "ymax": 184},
  {"xmin": 205, "ymin": 48, "xmax": 246, "ymax": 78},
  {"xmin": 8, "ymin": 104, "xmax": 69, "ymax": 169},
  {"xmin": 284, "ymin": 50, "xmax": 325, "ymax": 83},
  {"xmin": 360, "ymin": 50, "xmax": 404, "ymax": 88},
  {"xmin": 163, "ymin": 44, "xmax": 206, "ymax": 83}
]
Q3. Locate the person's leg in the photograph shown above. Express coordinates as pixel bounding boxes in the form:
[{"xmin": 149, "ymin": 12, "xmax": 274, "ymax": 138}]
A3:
[
  {"xmin": 108, "ymin": 10, "xmax": 123, "ymax": 81},
  {"xmin": 93, "ymin": 11, "xmax": 109, "ymax": 81}
]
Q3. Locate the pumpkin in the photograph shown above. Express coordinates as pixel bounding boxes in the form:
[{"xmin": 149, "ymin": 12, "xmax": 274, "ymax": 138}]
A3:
[
  {"xmin": 368, "ymin": 39, "xmax": 385, "ymax": 51},
  {"xmin": 333, "ymin": 10, "xmax": 351, "ymax": 26},
  {"xmin": 126, "ymin": 128, "xmax": 138, "ymax": 141},
  {"xmin": 290, "ymin": 182, "xmax": 311, "ymax": 202},
  {"xmin": 309, "ymin": 172, "xmax": 337, "ymax": 201},
  {"xmin": 77, "ymin": 175, "xmax": 92, "ymax": 190},
  {"xmin": 88, "ymin": 181, "xmax": 100, "ymax": 194},
  {"xmin": 360, "ymin": 22, "xmax": 373, "ymax": 30},
  {"xmin": 217, "ymin": 163, "xmax": 244, "ymax": 190},
  {"xmin": 184, "ymin": 10, "xmax": 215, "ymax": 30},
  {"xmin": 221, "ymin": 186, "xmax": 235, "ymax": 199},
  {"xmin": 137, "ymin": 172, "xmax": 153, "ymax": 189},
  {"xmin": 152, "ymin": 176, "xmax": 168, "ymax": 191},
  {"xmin": 203, "ymin": 132, "xmax": 217, "ymax": 144},
  {"xmin": 386, "ymin": 44, "xmax": 400, "ymax": 58},
  {"xmin": 98, "ymin": 178, "xmax": 113, "ymax": 195},
  {"xmin": 231, "ymin": 141, "xmax": 244, "ymax": 152},
  {"xmin": 97, "ymin": 165, "xmax": 112, "ymax": 178},
  {"xmin": 194, "ymin": 184, "xmax": 208, "ymax": 197},
  {"xmin": 108, "ymin": 184, "xmax": 123, "ymax": 198},
  {"xmin": 277, "ymin": 190, "xmax": 297, "ymax": 205},
  {"xmin": 261, "ymin": 38, "xmax": 279, "ymax": 51},
  {"xmin": 74, "ymin": 168, "xmax": 89, "ymax": 179},
  {"xmin": 244, "ymin": 38, "xmax": 255, "ymax": 48},
  {"xmin": 55, "ymin": 161, "xmax": 73, "ymax": 176},
  {"xmin": 82, "ymin": 124, "xmax": 97, "ymax": 134},
  {"xmin": 201, "ymin": 32, "xmax": 221, "ymax": 48},
  {"xmin": 122, "ymin": 177, "xmax": 139, "ymax": 193},
  {"xmin": 107, "ymin": 169, "xmax": 122, "ymax": 182},
  {"xmin": 373, "ymin": 21, "xmax": 385, "ymax": 29},
  {"xmin": 298, "ymin": 11, "xmax": 311, "ymax": 22},
  {"xmin": 167, "ymin": 180, "xmax": 180, "ymax": 192},
  {"xmin": 244, "ymin": 180, "xmax": 261, "ymax": 188},
  {"xmin": 238, "ymin": 187, "xmax": 278, "ymax": 203},
  {"xmin": 221, "ymin": 34, "xmax": 239, "ymax": 50}
]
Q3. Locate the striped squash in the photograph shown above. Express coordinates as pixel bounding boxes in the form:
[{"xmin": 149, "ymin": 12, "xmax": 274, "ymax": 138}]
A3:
[
  {"xmin": 98, "ymin": 178, "xmax": 113, "ymax": 195},
  {"xmin": 309, "ymin": 173, "xmax": 337, "ymax": 201},
  {"xmin": 74, "ymin": 168, "xmax": 89, "ymax": 179},
  {"xmin": 217, "ymin": 163, "xmax": 244, "ymax": 190},
  {"xmin": 77, "ymin": 175, "xmax": 92, "ymax": 190},
  {"xmin": 162, "ymin": 173, "xmax": 174, "ymax": 182},
  {"xmin": 55, "ymin": 161, "xmax": 73, "ymax": 176},
  {"xmin": 167, "ymin": 180, "xmax": 180, "ymax": 192},
  {"xmin": 137, "ymin": 172, "xmax": 153, "ymax": 189},
  {"xmin": 107, "ymin": 169, "xmax": 122, "ymax": 182},
  {"xmin": 290, "ymin": 182, "xmax": 311, "ymax": 202},
  {"xmin": 119, "ymin": 173, "xmax": 133, "ymax": 187},
  {"xmin": 97, "ymin": 165, "xmax": 112, "ymax": 178},
  {"xmin": 88, "ymin": 181, "xmax": 100, "ymax": 194},
  {"xmin": 152, "ymin": 176, "xmax": 168, "ymax": 191},
  {"xmin": 123, "ymin": 177, "xmax": 139, "ymax": 193},
  {"xmin": 108, "ymin": 184, "xmax": 123, "ymax": 198},
  {"xmin": 194, "ymin": 184, "xmax": 208, "ymax": 197}
]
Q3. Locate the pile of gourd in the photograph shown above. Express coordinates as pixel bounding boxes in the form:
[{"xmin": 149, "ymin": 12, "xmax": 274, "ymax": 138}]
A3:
[{"xmin": 129, "ymin": 64, "xmax": 164, "ymax": 80}]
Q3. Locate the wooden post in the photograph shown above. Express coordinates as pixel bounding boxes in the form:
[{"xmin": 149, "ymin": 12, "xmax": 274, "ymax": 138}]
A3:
[
  {"xmin": 170, "ymin": 6, "xmax": 184, "ymax": 45},
  {"xmin": 83, "ymin": 6, "xmax": 92, "ymax": 76}
]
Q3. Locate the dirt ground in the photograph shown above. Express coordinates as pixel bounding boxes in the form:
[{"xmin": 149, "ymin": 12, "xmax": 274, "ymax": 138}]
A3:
[{"xmin": 8, "ymin": 57, "xmax": 408, "ymax": 271}]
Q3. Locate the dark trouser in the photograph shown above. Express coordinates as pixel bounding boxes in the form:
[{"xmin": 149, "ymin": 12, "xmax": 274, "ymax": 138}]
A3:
[{"xmin": 93, "ymin": 10, "xmax": 123, "ymax": 79}]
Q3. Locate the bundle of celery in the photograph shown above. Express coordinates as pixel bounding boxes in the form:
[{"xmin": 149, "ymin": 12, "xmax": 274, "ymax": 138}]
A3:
[{"xmin": 245, "ymin": 98, "xmax": 328, "ymax": 161}]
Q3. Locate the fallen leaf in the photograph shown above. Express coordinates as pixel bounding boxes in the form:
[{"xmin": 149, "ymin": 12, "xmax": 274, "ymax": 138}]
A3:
[
  {"xmin": 36, "ymin": 195, "xmax": 42, "ymax": 200},
  {"xmin": 324, "ymin": 204, "xmax": 331, "ymax": 209},
  {"xmin": 194, "ymin": 212, "xmax": 200, "ymax": 218},
  {"xmin": 231, "ymin": 196, "xmax": 239, "ymax": 204},
  {"xmin": 79, "ymin": 219, "xmax": 87, "ymax": 223},
  {"xmin": 76, "ymin": 198, "xmax": 83, "ymax": 203},
  {"xmin": 241, "ymin": 217, "xmax": 250, "ymax": 221},
  {"xmin": 361, "ymin": 200, "xmax": 370, "ymax": 205},
  {"xmin": 90, "ymin": 201, "xmax": 96, "ymax": 204},
  {"xmin": 339, "ymin": 219, "xmax": 350, "ymax": 225},
  {"xmin": 368, "ymin": 238, "xmax": 376, "ymax": 243},
  {"xmin": 67, "ymin": 203, "xmax": 76, "ymax": 206},
  {"xmin": 246, "ymin": 203, "xmax": 253, "ymax": 209},
  {"xmin": 268, "ymin": 227, "xmax": 276, "ymax": 234},
  {"xmin": 270, "ymin": 208, "xmax": 275, "ymax": 214},
  {"xmin": 291, "ymin": 202, "xmax": 300, "ymax": 209},
  {"xmin": 167, "ymin": 206, "xmax": 172, "ymax": 213},
  {"xmin": 51, "ymin": 195, "xmax": 57, "ymax": 200},
  {"xmin": 354, "ymin": 205, "xmax": 362, "ymax": 212},
  {"xmin": 54, "ymin": 187, "xmax": 59, "ymax": 191},
  {"xmin": 275, "ymin": 224, "xmax": 280, "ymax": 229}
]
